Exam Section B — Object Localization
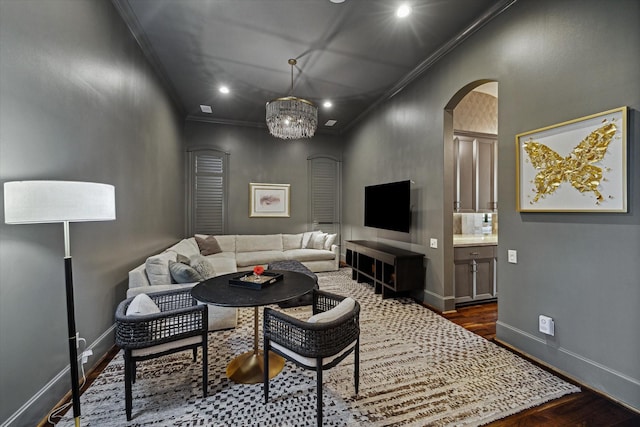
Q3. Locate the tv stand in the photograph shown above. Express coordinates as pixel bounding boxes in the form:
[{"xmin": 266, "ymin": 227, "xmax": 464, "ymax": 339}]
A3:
[{"xmin": 345, "ymin": 240, "xmax": 424, "ymax": 299}]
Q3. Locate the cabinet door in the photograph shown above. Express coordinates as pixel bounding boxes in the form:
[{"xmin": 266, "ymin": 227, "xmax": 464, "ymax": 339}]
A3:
[
  {"xmin": 453, "ymin": 133, "xmax": 497, "ymax": 212},
  {"xmin": 453, "ymin": 136, "xmax": 475, "ymax": 212},
  {"xmin": 454, "ymin": 259, "xmax": 473, "ymax": 303},
  {"xmin": 474, "ymin": 257, "xmax": 495, "ymax": 299},
  {"xmin": 476, "ymin": 137, "xmax": 497, "ymax": 212}
]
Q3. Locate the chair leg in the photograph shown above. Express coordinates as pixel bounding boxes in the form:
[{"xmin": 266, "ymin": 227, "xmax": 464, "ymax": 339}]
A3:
[
  {"xmin": 317, "ymin": 365, "xmax": 323, "ymax": 427},
  {"xmin": 202, "ymin": 340, "xmax": 208, "ymax": 398},
  {"xmin": 263, "ymin": 340, "xmax": 270, "ymax": 404},
  {"xmin": 131, "ymin": 359, "xmax": 137, "ymax": 384},
  {"xmin": 192, "ymin": 348, "xmax": 197, "ymax": 362},
  {"xmin": 124, "ymin": 350, "xmax": 133, "ymax": 421},
  {"xmin": 355, "ymin": 339, "xmax": 360, "ymax": 394}
]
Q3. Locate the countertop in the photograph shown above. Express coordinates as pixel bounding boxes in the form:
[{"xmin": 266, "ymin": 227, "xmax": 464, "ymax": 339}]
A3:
[{"xmin": 453, "ymin": 234, "xmax": 498, "ymax": 247}]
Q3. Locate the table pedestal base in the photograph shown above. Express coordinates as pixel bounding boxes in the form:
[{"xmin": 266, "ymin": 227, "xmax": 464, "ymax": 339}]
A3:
[{"xmin": 226, "ymin": 350, "xmax": 285, "ymax": 384}]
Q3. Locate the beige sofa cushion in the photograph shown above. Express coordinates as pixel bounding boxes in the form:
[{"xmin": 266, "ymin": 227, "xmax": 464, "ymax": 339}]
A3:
[
  {"xmin": 236, "ymin": 250, "xmax": 286, "ymax": 267},
  {"xmin": 167, "ymin": 238, "xmax": 200, "ymax": 258},
  {"xmin": 284, "ymin": 248, "xmax": 335, "ymax": 262},
  {"xmin": 236, "ymin": 234, "xmax": 283, "ymax": 252},
  {"xmin": 282, "ymin": 233, "xmax": 303, "ymax": 250},
  {"xmin": 145, "ymin": 252, "xmax": 177, "ymax": 286},
  {"xmin": 212, "ymin": 235, "xmax": 236, "ymax": 252}
]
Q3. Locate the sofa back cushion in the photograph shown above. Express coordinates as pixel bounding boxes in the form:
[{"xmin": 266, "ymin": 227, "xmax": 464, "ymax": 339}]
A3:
[
  {"xmin": 167, "ymin": 238, "xmax": 200, "ymax": 258},
  {"xmin": 282, "ymin": 233, "xmax": 303, "ymax": 250},
  {"xmin": 211, "ymin": 234, "xmax": 236, "ymax": 253},
  {"xmin": 236, "ymin": 234, "xmax": 283, "ymax": 253},
  {"xmin": 145, "ymin": 252, "xmax": 177, "ymax": 286}
]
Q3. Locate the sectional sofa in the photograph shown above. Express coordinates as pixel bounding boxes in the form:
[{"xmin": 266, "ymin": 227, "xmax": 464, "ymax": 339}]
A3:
[{"xmin": 127, "ymin": 232, "xmax": 339, "ymax": 330}]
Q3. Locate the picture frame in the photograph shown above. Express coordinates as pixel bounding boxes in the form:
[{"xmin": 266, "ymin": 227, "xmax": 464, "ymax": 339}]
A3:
[
  {"xmin": 249, "ymin": 183, "xmax": 290, "ymax": 217},
  {"xmin": 516, "ymin": 106, "xmax": 628, "ymax": 212}
]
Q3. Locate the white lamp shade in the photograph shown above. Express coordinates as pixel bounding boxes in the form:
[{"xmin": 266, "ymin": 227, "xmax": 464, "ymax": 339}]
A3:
[{"xmin": 4, "ymin": 181, "xmax": 116, "ymax": 224}]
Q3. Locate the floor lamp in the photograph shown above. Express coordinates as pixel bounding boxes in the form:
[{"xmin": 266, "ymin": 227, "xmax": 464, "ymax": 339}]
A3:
[{"xmin": 4, "ymin": 181, "xmax": 116, "ymax": 427}]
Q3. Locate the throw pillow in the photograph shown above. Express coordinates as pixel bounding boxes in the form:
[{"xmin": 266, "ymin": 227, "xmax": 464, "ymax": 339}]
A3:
[
  {"xmin": 323, "ymin": 233, "xmax": 337, "ymax": 250},
  {"xmin": 168, "ymin": 260, "xmax": 203, "ymax": 283},
  {"xmin": 145, "ymin": 252, "xmax": 177, "ymax": 286},
  {"xmin": 308, "ymin": 297, "xmax": 356, "ymax": 323},
  {"xmin": 195, "ymin": 235, "xmax": 223, "ymax": 256},
  {"xmin": 301, "ymin": 231, "xmax": 319, "ymax": 248},
  {"xmin": 126, "ymin": 293, "xmax": 160, "ymax": 316},
  {"xmin": 189, "ymin": 254, "xmax": 216, "ymax": 280},
  {"xmin": 308, "ymin": 232, "xmax": 328, "ymax": 250},
  {"xmin": 176, "ymin": 253, "xmax": 191, "ymax": 265}
]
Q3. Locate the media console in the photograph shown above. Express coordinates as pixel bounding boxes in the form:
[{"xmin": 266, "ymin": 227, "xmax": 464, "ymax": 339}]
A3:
[{"xmin": 345, "ymin": 240, "xmax": 424, "ymax": 299}]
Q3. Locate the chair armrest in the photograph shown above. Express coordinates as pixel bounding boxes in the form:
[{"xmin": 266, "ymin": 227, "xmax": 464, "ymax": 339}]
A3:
[{"xmin": 312, "ymin": 289, "xmax": 347, "ymax": 315}]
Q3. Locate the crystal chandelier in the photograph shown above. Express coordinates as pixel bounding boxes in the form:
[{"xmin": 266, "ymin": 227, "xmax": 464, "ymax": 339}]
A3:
[{"xmin": 266, "ymin": 59, "xmax": 318, "ymax": 140}]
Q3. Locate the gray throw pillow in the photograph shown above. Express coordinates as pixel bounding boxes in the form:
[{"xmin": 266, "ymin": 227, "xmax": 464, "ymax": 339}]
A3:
[
  {"xmin": 176, "ymin": 253, "xmax": 191, "ymax": 265},
  {"xmin": 168, "ymin": 260, "xmax": 203, "ymax": 283},
  {"xmin": 189, "ymin": 254, "xmax": 216, "ymax": 280},
  {"xmin": 195, "ymin": 235, "xmax": 223, "ymax": 256}
]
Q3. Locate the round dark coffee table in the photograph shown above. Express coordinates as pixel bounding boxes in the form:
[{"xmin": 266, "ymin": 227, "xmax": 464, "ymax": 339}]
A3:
[{"xmin": 191, "ymin": 270, "xmax": 316, "ymax": 384}]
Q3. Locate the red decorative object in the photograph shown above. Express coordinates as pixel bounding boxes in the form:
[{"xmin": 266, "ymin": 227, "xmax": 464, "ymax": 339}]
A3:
[{"xmin": 253, "ymin": 266, "xmax": 265, "ymax": 276}]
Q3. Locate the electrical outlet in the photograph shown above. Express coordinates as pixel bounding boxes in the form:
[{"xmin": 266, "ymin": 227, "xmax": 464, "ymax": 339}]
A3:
[
  {"xmin": 507, "ymin": 249, "xmax": 517, "ymax": 264},
  {"xmin": 81, "ymin": 349, "xmax": 93, "ymax": 364},
  {"xmin": 538, "ymin": 315, "xmax": 555, "ymax": 336},
  {"xmin": 429, "ymin": 238, "xmax": 438, "ymax": 249}
]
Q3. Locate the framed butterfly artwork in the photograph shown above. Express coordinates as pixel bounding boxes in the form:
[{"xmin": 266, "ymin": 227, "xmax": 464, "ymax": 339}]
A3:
[{"xmin": 516, "ymin": 106, "xmax": 628, "ymax": 212}]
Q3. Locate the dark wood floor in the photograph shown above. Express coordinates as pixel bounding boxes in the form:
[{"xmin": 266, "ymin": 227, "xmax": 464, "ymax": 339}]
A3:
[
  {"xmin": 440, "ymin": 302, "xmax": 640, "ymax": 427},
  {"xmin": 43, "ymin": 301, "xmax": 639, "ymax": 426}
]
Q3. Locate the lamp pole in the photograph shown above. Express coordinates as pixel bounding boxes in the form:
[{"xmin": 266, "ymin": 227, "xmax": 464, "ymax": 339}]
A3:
[{"xmin": 64, "ymin": 221, "xmax": 81, "ymax": 427}]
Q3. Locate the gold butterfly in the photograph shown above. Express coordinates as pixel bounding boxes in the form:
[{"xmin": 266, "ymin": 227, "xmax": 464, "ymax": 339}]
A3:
[{"xmin": 524, "ymin": 121, "xmax": 617, "ymax": 204}]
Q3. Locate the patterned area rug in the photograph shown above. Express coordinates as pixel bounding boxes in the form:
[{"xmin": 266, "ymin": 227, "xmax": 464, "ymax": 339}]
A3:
[{"xmin": 59, "ymin": 268, "xmax": 579, "ymax": 426}]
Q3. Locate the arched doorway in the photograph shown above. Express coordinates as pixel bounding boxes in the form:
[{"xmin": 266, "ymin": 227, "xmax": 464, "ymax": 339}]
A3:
[{"xmin": 443, "ymin": 80, "xmax": 498, "ymax": 311}]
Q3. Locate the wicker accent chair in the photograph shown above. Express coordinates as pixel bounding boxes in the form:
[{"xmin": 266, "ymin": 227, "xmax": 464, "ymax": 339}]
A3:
[
  {"xmin": 263, "ymin": 289, "xmax": 360, "ymax": 427},
  {"xmin": 115, "ymin": 288, "xmax": 208, "ymax": 421}
]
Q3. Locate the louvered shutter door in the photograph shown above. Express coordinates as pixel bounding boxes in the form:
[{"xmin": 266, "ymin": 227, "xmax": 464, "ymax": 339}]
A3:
[
  {"xmin": 190, "ymin": 151, "xmax": 226, "ymax": 235},
  {"xmin": 309, "ymin": 157, "xmax": 340, "ymax": 236}
]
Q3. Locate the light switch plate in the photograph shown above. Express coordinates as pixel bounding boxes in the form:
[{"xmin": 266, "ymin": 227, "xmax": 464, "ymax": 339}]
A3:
[
  {"xmin": 429, "ymin": 238, "xmax": 438, "ymax": 249},
  {"xmin": 507, "ymin": 249, "xmax": 517, "ymax": 264}
]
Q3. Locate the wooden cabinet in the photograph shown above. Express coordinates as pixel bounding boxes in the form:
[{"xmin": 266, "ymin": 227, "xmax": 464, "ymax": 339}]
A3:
[
  {"xmin": 454, "ymin": 245, "xmax": 497, "ymax": 305},
  {"xmin": 453, "ymin": 132, "xmax": 497, "ymax": 213},
  {"xmin": 345, "ymin": 240, "xmax": 424, "ymax": 299}
]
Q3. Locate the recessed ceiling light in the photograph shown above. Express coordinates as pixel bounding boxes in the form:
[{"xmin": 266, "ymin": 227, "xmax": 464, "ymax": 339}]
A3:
[
  {"xmin": 200, "ymin": 105, "xmax": 212, "ymax": 113},
  {"xmin": 396, "ymin": 4, "xmax": 412, "ymax": 18},
  {"xmin": 329, "ymin": 0, "xmax": 346, "ymax": 3},
  {"xmin": 219, "ymin": 86, "xmax": 230, "ymax": 94},
  {"xmin": 323, "ymin": 101, "xmax": 333, "ymax": 108},
  {"xmin": 325, "ymin": 120, "xmax": 337, "ymax": 127}
]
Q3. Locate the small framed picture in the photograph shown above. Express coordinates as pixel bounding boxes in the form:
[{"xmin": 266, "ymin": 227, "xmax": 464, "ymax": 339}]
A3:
[
  {"xmin": 249, "ymin": 183, "xmax": 290, "ymax": 217},
  {"xmin": 516, "ymin": 106, "xmax": 627, "ymax": 212}
]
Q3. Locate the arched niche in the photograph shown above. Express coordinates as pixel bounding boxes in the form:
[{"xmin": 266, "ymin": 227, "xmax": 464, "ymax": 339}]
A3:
[{"xmin": 442, "ymin": 79, "xmax": 498, "ymax": 312}]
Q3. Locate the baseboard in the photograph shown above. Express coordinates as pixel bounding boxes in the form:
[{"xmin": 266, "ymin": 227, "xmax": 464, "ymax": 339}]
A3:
[
  {"xmin": 1, "ymin": 325, "xmax": 116, "ymax": 427},
  {"xmin": 496, "ymin": 320, "xmax": 640, "ymax": 413},
  {"xmin": 421, "ymin": 289, "xmax": 455, "ymax": 312}
]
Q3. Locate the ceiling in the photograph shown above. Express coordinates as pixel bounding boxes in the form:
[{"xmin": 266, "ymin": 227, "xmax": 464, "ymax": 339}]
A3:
[{"xmin": 113, "ymin": 0, "xmax": 513, "ymax": 135}]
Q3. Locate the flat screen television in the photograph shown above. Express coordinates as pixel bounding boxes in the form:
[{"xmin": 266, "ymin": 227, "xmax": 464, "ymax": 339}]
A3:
[{"xmin": 364, "ymin": 180, "xmax": 411, "ymax": 233}]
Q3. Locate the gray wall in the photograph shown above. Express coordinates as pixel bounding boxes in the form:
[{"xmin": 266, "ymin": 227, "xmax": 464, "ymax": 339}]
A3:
[
  {"xmin": 184, "ymin": 121, "xmax": 344, "ymax": 235},
  {"xmin": 0, "ymin": 1, "xmax": 186, "ymax": 424},
  {"xmin": 342, "ymin": 0, "xmax": 639, "ymax": 410}
]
